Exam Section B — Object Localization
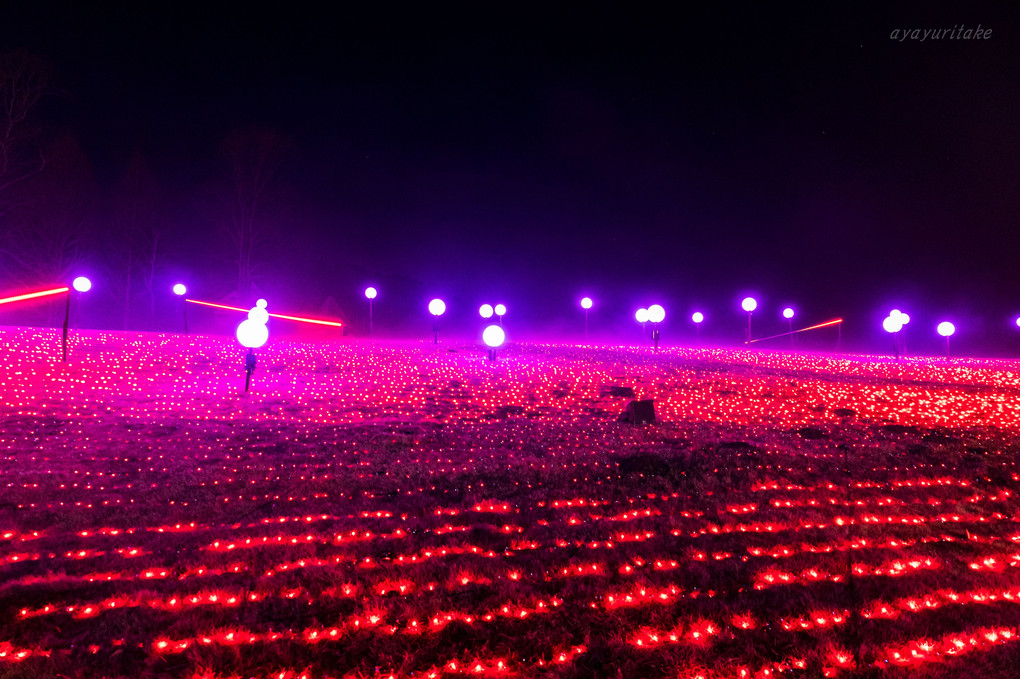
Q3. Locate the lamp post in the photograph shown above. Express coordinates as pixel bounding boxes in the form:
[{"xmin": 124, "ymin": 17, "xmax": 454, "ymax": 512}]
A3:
[
  {"xmin": 647, "ymin": 304, "xmax": 665, "ymax": 352},
  {"xmin": 890, "ymin": 310, "xmax": 910, "ymax": 356},
  {"xmin": 783, "ymin": 307, "xmax": 794, "ymax": 346},
  {"xmin": 494, "ymin": 303, "xmax": 506, "ymax": 327},
  {"xmin": 364, "ymin": 287, "xmax": 377, "ymax": 335},
  {"xmin": 63, "ymin": 276, "xmax": 92, "ymax": 363},
  {"xmin": 428, "ymin": 298, "xmax": 446, "ymax": 344},
  {"xmin": 937, "ymin": 321, "xmax": 955, "ymax": 358},
  {"xmin": 741, "ymin": 297, "xmax": 757, "ymax": 343},
  {"xmin": 692, "ymin": 311, "xmax": 704, "ymax": 341},
  {"xmin": 882, "ymin": 313, "xmax": 904, "ymax": 359},
  {"xmin": 635, "ymin": 308, "xmax": 649, "ymax": 339},
  {"xmin": 580, "ymin": 297, "xmax": 592, "ymax": 339},
  {"xmin": 236, "ymin": 300, "xmax": 269, "ymax": 392},
  {"xmin": 483, "ymin": 324, "xmax": 505, "ymax": 362},
  {"xmin": 173, "ymin": 283, "xmax": 188, "ymax": 334}
]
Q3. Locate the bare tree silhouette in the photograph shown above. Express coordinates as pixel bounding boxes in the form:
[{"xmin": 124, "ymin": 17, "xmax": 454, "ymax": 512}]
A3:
[{"xmin": 220, "ymin": 125, "xmax": 291, "ymax": 302}]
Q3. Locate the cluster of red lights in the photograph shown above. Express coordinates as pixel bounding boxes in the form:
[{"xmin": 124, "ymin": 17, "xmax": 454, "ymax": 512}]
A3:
[{"xmin": 2, "ymin": 329, "xmax": 1020, "ymax": 677}]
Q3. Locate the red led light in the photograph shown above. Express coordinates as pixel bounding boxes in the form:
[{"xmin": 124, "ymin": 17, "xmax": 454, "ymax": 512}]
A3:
[
  {"xmin": 185, "ymin": 298, "xmax": 342, "ymax": 327},
  {"xmin": 0, "ymin": 286, "xmax": 69, "ymax": 306},
  {"xmin": 3, "ymin": 329, "xmax": 1020, "ymax": 677}
]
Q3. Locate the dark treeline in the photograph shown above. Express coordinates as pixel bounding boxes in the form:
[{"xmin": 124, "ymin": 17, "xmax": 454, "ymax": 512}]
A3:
[{"xmin": 0, "ymin": 50, "xmax": 335, "ymax": 335}]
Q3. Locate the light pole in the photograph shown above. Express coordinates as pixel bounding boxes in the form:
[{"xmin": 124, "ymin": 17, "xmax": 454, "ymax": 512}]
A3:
[
  {"xmin": 890, "ymin": 310, "xmax": 910, "ymax": 356},
  {"xmin": 483, "ymin": 324, "xmax": 505, "ymax": 362},
  {"xmin": 580, "ymin": 297, "xmax": 592, "ymax": 339},
  {"xmin": 647, "ymin": 304, "xmax": 665, "ymax": 352},
  {"xmin": 173, "ymin": 283, "xmax": 188, "ymax": 334},
  {"xmin": 783, "ymin": 307, "xmax": 794, "ymax": 346},
  {"xmin": 635, "ymin": 308, "xmax": 649, "ymax": 339},
  {"xmin": 882, "ymin": 313, "xmax": 904, "ymax": 359},
  {"xmin": 937, "ymin": 321, "xmax": 955, "ymax": 358},
  {"xmin": 741, "ymin": 297, "xmax": 757, "ymax": 343},
  {"xmin": 692, "ymin": 312, "xmax": 704, "ymax": 341},
  {"xmin": 63, "ymin": 276, "xmax": 92, "ymax": 363},
  {"xmin": 364, "ymin": 287, "xmax": 377, "ymax": 335},
  {"xmin": 429, "ymin": 299, "xmax": 446, "ymax": 344}
]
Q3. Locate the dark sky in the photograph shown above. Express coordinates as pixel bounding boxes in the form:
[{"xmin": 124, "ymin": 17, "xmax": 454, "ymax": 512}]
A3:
[{"xmin": 2, "ymin": 2, "xmax": 1019, "ymax": 353}]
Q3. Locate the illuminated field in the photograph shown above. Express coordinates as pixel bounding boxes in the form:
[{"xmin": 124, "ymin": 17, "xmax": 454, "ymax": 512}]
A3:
[{"xmin": 1, "ymin": 327, "xmax": 1019, "ymax": 678}]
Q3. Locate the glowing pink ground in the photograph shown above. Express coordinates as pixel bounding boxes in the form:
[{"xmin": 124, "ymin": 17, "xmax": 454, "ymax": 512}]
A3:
[{"xmin": 1, "ymin": 327, "xmax": 1019, "ymax": 678}]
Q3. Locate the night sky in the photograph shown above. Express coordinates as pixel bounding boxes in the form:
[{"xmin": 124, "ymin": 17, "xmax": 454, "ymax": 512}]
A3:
[{"xmin": 1, "ymin": 2, "xmax": 1019, "ymax": 353}]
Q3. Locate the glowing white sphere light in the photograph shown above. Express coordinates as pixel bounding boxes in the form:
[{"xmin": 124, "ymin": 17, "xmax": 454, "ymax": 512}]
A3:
[
  {"xmin": 173, "ymin": 283, "xmax": 187, "ymax": 296},
  {"xmin": 692, "ymin": 312, "xmax": 704, "ymax": 324},
  {"xmin": 494, "ymin": 304, "xmax": 506, "ymax": 316},
  {"xmin": 479, "ymin": 304, "xmax": 494, "ymax": 319},
  {"xmin": 365, "ymin": 287, "xmax": 377, "ymax": 300},
  {"xmin": 647, "ymin": 304, "xmax": 665, "ymax": 324},
  {"xmin": 882, "ymin": 316, "xmax": 904, "ymax": 334},
  {"xmin": 783, "ymin": 307, "xmax": 794, "ymax": 319},
  {"xmin": 428, "ymin": 299, "xmax": 446, "ymax": 316},
  {"xmin": 635, "ymin": 308, "xmax": 649, "ymax": 323},
  {"xmin": 236, "ymin": 319, "xmax": 268, "ymax": 349},
  {"xmin": 899, "ymin": 313, "xmax": 910, "ymax": 324},
  {"xmin": 937, "ymin": 321, "xmax": 956, "ymax": 337},
  {"xmin": 256, "ymin": 299, "xmax": 267, "ymax": 309},
  {"xmin": 1016, "ymin": 316, "xmax": 1020, "ymax": 329},
  {"xmin": 72, "ymin": 276, "xmax": 92, "ymax": 293},
  {"xmin": 482, "ymin": 325, "xmax": 505, "ymax": 348},
  {"xmin": 741, "ymin": 297, "xmax": 757, "ymax": 313},
  {"xmin": 580, "ymin": 297, "xmax": 593, "ymax": 310},
  {"xmin": 248, "ymin": 305, "xmax": 269, "ymax": 325}
]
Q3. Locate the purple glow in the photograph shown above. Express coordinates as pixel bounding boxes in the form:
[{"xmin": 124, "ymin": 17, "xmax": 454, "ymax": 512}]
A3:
[
  {"xmin": 692, "ymin": 312, "xmax": 704, "ymax": 324},
  {"xmin": 479, "ymin": 304, "xmax": 494, "ymax": 318},
  {"xmin": 72, "ymin": 276, "xmax": 92, "ymax": 293},
  {"xmin": 782, "ymin": 307, "xmax": 794, "ymax": 319},
  {"xmin": 494, "ymin": 304, "xmax": 506, "ymax": 317},
  {"xmin": 172, "ymin": 283, "xmax": 187, "ymax": 296},
  {"xmin": 428, "ymin": 299, "xmax": 446, "ymax": 316},
  {"xmin": 482, "ymin": 324, "xmax": 505, "ymax": 348},
  {"xmin": 635, "ymin": 308, "xmax": 649, "ymax": 323},
  {"xmin": 937, "ymin": 321, "xmax": 956, "ymax": 338},
  {"xmin": 741, "ymin": 297, "xmax": 757, "ymax": 313},
  {"xmin": 364, "ymin": 287, "xmax": 377, "ymax": 300},
  {"xmin": 580, "ymin": 297, "xmax": 592, "ymax": 310},
  {"xmin": 647, "ymin": 304, "xmax": 665, "ymax": 324}
]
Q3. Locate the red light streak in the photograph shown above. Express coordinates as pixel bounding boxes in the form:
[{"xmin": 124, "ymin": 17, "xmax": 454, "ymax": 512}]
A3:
[
  {"xmin": 185, "ymin": 298, "xmax": 343, "ymax": 327},
  {"xmin": 746, "ymin": 318, "xmax": 843, "ymax": 344},
  {"xmin": 0, "ymin": 286, "xmax": 69, "ymax": 306}
]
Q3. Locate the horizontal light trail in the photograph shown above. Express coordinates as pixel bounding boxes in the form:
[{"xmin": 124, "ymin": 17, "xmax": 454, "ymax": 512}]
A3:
[
  {"xmin": 0, "ymin": 287, "xmax": 69, "ymax": 306},
  {"xmin": 185, "ymin": 298, "xmax": 343, "ymax": 327},
  {"xmin": 746, "ymin": 318, "xmax": 843, "ymax": 344}
]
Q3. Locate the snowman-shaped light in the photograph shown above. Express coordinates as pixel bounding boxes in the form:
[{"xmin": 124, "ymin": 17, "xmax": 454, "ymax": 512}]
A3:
[{"xmin": 237, "ymin": 299, "xmax": 269, "ymax": 391}]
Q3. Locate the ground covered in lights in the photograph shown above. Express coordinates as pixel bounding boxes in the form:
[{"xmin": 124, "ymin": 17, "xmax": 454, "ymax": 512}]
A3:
[{"xmin": 2, "ymin": 327, "xmax": 1020, "ymax": 679}]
